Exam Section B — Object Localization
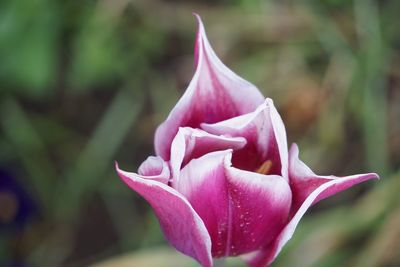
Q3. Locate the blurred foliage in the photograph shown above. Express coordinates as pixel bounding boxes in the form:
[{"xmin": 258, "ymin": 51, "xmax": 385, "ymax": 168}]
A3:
[{"xmin": 0, "ymin": 0, "xmax": 399, "ymax": 267}]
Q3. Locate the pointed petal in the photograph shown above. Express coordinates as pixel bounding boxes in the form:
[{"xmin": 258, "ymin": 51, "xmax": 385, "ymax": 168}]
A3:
[
  {"xmin": 175, "ymin": 150, "xmax": 292, "ymax": 258},
  {"xmin": 154, "ymin": 15, "xmax": 264, "ymax": 160},
  {"xmin": 243, "ymin": 144, "xmax": 379, "ymax": 267},
  {"xmin": 115, "ymin": 163, "xmax": 213, "ymax": 267},
  {"xmin": 288, "ymin": 143, "xmax": 379, "ymax": 213},
  {"xmin": 202, "ymin": 99, "xmax": 289, "ymax": 179},
  {"xmin": 170, "ymin": 127, "xmax": 246, "ymax": 187},
  {"xmin": 137, "ymin": 156, "xmax": 170, "ymax": 184}
]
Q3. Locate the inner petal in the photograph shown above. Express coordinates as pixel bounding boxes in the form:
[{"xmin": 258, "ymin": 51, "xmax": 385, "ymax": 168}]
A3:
[
  {"xmin": 202, "ymin": 99, "xmax": 288, "ymax": 179},
  {"xmin": 169, "ymin": 127, "xmax": 246, "ymax": 187}
]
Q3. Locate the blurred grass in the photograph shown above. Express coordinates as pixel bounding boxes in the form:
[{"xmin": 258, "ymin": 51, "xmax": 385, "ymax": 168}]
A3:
[{"xmin": 0, "ymin": 0, "xmax": 399, "ymax": 267}]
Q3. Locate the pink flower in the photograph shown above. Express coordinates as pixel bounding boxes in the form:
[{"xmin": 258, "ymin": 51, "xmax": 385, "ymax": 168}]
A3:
[{"xmin": 115, "ymin": 15, "xmax": 378, "ymax": 267}]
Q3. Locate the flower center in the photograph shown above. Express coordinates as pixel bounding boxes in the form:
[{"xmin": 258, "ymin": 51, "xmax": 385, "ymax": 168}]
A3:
[{"xmin": 255, "ymin": 160, "xmax": 273, "ymax": 175}]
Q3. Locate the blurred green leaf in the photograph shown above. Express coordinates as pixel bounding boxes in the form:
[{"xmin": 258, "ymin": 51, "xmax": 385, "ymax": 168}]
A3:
[
  {"xmin": 54, "ymin": 87, "xmax": 144, "ymax": 221},
  {"xmin": 353, "ymin": 0, "xmax": 389, "ymax": 175},
  {"xmin": 0, "ymin": 0, "xmax": 59, "ymax": 96}
]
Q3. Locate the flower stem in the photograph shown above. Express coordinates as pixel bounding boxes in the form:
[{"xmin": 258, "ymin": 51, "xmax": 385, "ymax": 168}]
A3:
[{"xmin": 213, "ymin": 258, "xmax": 226, "ymax": 267}]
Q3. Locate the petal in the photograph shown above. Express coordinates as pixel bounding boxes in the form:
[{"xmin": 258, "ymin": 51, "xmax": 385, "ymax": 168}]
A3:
[
  {"xmin": 174, "ymin": 150, "xmax": 292, "ymax": 258},
  {"xmin": 202, "ymin": 99, "xmax": 289, "ymax": 179},
  {"xmin": 137, "ymin": 156, "xmax": 170, "ymax": 184},
  {"xmin": 154, "ymin": 15, "xmax": 265, "ymax": 160},
  {"xmin": 288, "ymin": 143, "xmax": 379, "ymax": 213},
  {"xmin": 243, "ymin": 144, "xmax": 379, "ymax": 267},
  {"xmin": 225, "ymin": 167, "xmax": 291, "ymax": 257},
  {"xmin": 174, "ymin": 150, "xmax": 231, "ymax": 258},
  {"xmin": 170, "ymin": 127, "xmax": 246, "ymax": 187},
  {"xmin": 115, "ymin": 163, "xmax": 213, "ymax": 267}
]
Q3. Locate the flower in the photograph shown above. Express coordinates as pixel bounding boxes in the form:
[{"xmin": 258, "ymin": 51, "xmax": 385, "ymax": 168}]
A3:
[{"xmin": 115, "ymin": 15, "xmax": 379, "ymax": 267}]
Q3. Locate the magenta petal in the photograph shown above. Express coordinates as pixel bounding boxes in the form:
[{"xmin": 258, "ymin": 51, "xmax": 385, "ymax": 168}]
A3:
[
  {"xmin": 288, "ymin": 143, "xmax": 379, "ymax": 213},
  {"xmin": 115, "ymin": 163, "xmax": 213, "ymax": 267},
  {"xmin": 202, "ymin": 99, "xmax": 288, "ymax": 179},
  {"xmin": 154, "ymin": 15, "xmax": 264, "ymax": 160},
  {"xmin": 175, "ymin": 150, "xmax": 232, "ymax": 258},
  {"xmin": 175, "ymin": 150, "xmax": 292, "ymax": 258},
  {"xmin": 225, "ymin": 167, "xmax": 291, "ymax": 256},
  {"xmin": 243, "ymin": 144, "xmax": 379, "ymax": 267},
  {"xmin": 170, "ymin": 127, "xmax": 246, "ymax": 187}
]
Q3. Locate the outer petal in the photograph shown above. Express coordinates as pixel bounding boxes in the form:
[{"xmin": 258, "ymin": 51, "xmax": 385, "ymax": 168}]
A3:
[
  {"xmin": 202, "ymin": 99, "xmax": 288, "ymax": 179},
  {"xmin": 115, "ymin": 162, "xmax": 213, "ymax": 267},
  {"xmin": 154, "ymin": 15, "xmax": 264, "ymax": 160},
  {"xmin": 243, "ymin": 144, "xmax": 379, "ymax": 267},
  {"xmin": 288, "ymin": 143, "xmax": 379, "ymax": 213},
  {"xmin": 174, "ymin": 150, "xmax": 292, "ymax": 258},
  {"xmin": 170, "ymin": 127, "xmax": 246, "ymax": 187}
]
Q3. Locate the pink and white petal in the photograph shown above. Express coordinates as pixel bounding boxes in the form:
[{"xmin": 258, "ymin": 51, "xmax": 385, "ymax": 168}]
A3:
[
  {"xmin": 225, "ymin": 167, "xmax": 292, "ymax": 257},
  {"xmin": 115, "ymin": 163, "xmax": 212, "ymax": 267},
  {"xmin": 202, "ymin": 99, "xmax": 288, "ymax": 179},
  {"xmin": 243, "ymin": 146, "xmax": 379, "ymax": 267},
  {"xmin": 174, "ymin": 150, "xmax": 232, "ymax": 258},
  {"xmin": 175, "ymin": 149, "xmax": 292, "ymax": 258},
  {"xmin": 137, "ymin": 156, "xmax": 170, "ymax": 184},
  {"xmin": 244, "ymin": 170, "xmax": 378, "ymax": 267},
  {"xmin": 154, "ymin": 15, "xmax": 264, "ymax": 160},
  {"xmin": 289, "ymin": 143, "xmax": 379, "ymax": 213},
  {"xmin": 170, "ymin": 127, "xmax": 246, "ymax": 187}
]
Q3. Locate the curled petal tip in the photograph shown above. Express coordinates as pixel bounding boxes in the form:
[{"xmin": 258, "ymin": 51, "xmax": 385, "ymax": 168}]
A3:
[
  {"xmin": 368, "ymin": 172, "xmax": 380, "ymax": 180},
  {"xmin": 289, "ymin": 143, "xmax": 299, "ymax": 155},
  {"xmin": 193, "ymin": 13, "xmax": 206, "ymax": 69},
  {"xmin": 265, "ymin": 97, "xmax": 274, "ymax": 105},
  {"xmin": 193, "ymin": 13, "xmax": 204, "ymax": 28},
  {"xmin": 290, "ymin": 143, "xmax": 299, "ymax": 150},
  {"xmin": 192, "ymin": 12, "xmax": 201, "ymax": 20},
  {"xmin": 114, "ymin": 161, "xmax": 119, "ymax": 169}
]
